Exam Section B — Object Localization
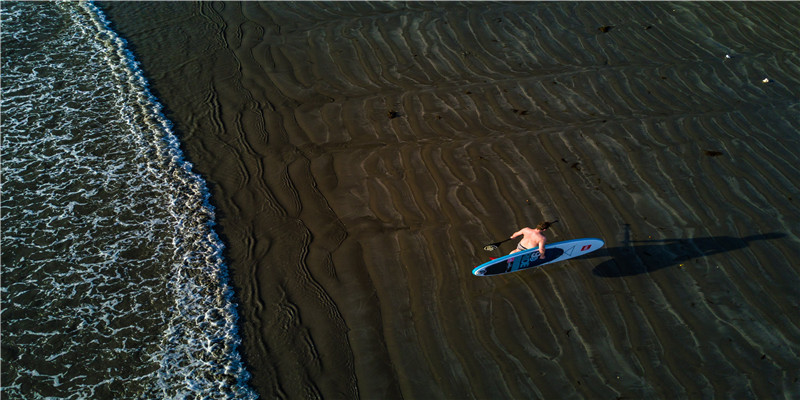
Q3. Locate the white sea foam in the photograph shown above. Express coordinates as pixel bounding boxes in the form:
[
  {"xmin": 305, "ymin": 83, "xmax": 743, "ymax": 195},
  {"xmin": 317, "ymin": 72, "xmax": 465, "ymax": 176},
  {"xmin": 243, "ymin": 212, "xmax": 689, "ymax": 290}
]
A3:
[{"xmin": 1, "ymin": 1, "xmax": 256, "ymax": 398}]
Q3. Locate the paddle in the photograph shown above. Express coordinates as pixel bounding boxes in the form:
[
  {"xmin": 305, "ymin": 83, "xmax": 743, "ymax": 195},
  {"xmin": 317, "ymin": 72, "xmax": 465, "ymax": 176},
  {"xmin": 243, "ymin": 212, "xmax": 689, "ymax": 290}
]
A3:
[
  {"xmin": 483, "ymin": 220, "xmax": 559, "ymax": 251},
  {"xmin": 483, "ymin": 238, "xmax": 512, "ymax": 251}
]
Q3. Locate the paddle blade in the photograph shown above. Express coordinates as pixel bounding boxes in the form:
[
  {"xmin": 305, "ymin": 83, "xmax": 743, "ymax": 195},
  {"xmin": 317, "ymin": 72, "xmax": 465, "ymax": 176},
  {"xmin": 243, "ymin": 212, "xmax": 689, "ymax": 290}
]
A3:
[{"xmin": 483, "ymin": 238, "xmax": 509, "ymax": 251}]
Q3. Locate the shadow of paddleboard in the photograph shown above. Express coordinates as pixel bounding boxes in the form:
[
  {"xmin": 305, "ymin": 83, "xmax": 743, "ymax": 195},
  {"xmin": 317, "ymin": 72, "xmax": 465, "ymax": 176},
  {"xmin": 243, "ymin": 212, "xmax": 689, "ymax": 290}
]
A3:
[{"xmin": 590, "ymin": 229, "xmax": 786, "ymax": 277}]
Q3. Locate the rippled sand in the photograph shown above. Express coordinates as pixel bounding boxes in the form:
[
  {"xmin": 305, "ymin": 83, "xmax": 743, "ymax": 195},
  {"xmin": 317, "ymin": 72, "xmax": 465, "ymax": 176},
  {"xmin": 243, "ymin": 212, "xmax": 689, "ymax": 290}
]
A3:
[{"xmin": 101, "ymin": 2, "xmax": 800, "ymax": 398}]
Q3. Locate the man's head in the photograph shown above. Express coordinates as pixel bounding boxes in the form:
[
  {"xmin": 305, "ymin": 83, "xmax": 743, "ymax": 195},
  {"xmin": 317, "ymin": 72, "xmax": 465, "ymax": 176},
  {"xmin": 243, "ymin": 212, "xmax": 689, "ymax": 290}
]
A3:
[{"xmin": 536, "ymin": 221, "xmax": 556, "ymax": 231}]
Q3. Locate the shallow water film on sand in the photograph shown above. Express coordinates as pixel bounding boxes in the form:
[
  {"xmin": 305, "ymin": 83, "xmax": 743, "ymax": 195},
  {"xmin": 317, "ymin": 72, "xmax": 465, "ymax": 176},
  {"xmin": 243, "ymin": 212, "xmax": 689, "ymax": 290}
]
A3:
[
  {"xmin": 1, "ymin": 2, "xmax": 255, "ymax": 398},
  {"xmin": 95, "ymin": 1, "xmax": 800, "ymax": 398},
  {"xmin": 5, "ymin": 1, "xmax": 800, "ymax": 398}
]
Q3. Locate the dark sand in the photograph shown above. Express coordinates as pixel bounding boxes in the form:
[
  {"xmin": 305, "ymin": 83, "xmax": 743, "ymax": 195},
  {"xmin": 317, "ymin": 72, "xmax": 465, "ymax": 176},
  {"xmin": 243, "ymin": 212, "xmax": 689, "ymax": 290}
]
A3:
[{"xmin": 100, "ymin": 2, "xmax": 800, "ymax": 398}]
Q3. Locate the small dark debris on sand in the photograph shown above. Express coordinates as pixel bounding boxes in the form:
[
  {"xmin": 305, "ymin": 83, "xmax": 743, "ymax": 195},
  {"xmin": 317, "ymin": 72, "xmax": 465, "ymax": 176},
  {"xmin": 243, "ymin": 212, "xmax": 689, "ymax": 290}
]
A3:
[
  {"xmin": 387, "ymin": 110, "xmax": 400, "ymax": 119},
  {"xmin": 599, "ymin": 25, "xmax": 614, "ymax": 33},
  {"xmin": 704, "ymin": 150, "xmax": 724, "ymax": 157}
]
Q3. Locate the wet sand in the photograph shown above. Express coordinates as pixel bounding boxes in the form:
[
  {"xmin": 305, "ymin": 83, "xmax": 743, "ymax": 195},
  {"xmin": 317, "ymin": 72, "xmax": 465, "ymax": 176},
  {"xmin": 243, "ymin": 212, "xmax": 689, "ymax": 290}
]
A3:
[{"xmin": 100, "ymin": 2, "xmax": 800, "ymax": 398}]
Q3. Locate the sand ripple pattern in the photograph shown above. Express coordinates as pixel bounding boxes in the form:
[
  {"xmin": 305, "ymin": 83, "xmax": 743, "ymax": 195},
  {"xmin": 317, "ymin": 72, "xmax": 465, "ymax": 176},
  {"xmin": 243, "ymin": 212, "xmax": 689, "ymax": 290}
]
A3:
[{"xmin": 102, "ymin": 2, "xmax": 800, "ymax": 398}]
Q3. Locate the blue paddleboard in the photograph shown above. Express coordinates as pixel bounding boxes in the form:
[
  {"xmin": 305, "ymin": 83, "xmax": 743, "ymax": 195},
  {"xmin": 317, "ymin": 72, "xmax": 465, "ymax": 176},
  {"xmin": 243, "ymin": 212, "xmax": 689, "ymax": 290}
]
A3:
[{"xmin": 473, "ymin": 238, "xmax": 604, "ymax": 276}]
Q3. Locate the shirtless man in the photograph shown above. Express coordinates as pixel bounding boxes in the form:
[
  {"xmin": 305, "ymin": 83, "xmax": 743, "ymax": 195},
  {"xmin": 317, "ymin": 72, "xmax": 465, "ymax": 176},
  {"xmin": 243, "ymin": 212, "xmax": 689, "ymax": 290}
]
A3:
[{"xmin": 509, "ymin": 221, "xmax": 555, "ymax": 258}]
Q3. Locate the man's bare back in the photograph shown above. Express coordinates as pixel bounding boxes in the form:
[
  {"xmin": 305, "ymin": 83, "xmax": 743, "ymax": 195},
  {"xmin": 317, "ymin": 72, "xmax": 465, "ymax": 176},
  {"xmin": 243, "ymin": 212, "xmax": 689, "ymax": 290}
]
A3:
[{"xmin": 509, "ymin": 221, "xmax": 555, "ymax": 258}]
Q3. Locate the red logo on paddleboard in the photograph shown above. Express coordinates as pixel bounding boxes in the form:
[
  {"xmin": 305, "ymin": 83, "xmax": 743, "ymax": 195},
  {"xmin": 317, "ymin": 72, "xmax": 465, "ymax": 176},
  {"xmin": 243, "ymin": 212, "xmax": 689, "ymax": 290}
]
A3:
[{"xmin": 581, "ymin": 245, "xmax": 592, "ymax": 251}]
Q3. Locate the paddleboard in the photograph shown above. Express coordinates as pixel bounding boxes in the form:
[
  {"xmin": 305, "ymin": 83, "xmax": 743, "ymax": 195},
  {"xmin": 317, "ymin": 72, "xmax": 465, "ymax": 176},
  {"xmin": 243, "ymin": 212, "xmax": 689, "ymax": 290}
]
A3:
[{"xmin": 472, "ymin": 238, "xmax": 604, "ymax": 276}]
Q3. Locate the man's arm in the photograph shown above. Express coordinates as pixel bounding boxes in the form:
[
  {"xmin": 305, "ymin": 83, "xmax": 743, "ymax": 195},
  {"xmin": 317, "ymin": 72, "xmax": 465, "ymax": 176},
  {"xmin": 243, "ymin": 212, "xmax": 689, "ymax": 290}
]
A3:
[{"xmin": 538, "ymin": 241, "xmax": 546, "ymax": 259}]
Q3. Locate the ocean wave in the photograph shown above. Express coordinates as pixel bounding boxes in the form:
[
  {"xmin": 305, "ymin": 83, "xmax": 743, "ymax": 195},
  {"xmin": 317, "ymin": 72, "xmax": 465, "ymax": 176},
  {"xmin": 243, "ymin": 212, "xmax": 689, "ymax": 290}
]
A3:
[{"xmin": 1, "ymin": 2, "xmax": 256, "ymax": 398}]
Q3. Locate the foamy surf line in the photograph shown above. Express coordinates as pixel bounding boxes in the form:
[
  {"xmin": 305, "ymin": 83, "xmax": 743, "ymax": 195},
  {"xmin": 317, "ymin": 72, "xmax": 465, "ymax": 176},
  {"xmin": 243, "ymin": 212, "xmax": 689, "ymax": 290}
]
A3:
[
  {"xmin": 1, "ymin": 1, "xmax": 256, "ymax": 398},
  {"xmin": 83, "ymin": 3, "xmax": 257, "ymax": 397}
]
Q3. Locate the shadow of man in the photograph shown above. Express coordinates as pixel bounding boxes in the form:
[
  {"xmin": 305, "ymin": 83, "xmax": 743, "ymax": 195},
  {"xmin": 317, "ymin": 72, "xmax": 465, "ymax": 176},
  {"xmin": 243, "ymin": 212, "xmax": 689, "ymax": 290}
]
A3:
[{"xmin": 590, "ymin": 226, "xmax": 785, "ymax": 277}]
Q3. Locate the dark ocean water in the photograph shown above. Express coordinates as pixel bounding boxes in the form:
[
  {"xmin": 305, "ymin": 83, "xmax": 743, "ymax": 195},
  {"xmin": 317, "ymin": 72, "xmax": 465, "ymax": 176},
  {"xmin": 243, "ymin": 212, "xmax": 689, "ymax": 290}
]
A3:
[{"xmin": 1, "ymin": 2, "xmax": 255, "ymax": 398}]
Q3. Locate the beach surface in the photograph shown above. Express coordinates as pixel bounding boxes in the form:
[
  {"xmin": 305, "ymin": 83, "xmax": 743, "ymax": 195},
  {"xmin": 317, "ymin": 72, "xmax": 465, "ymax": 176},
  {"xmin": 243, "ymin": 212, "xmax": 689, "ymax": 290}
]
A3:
[{"xmin": 100, "ymin": 2, "xmax": 800, "ymax": 398}]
